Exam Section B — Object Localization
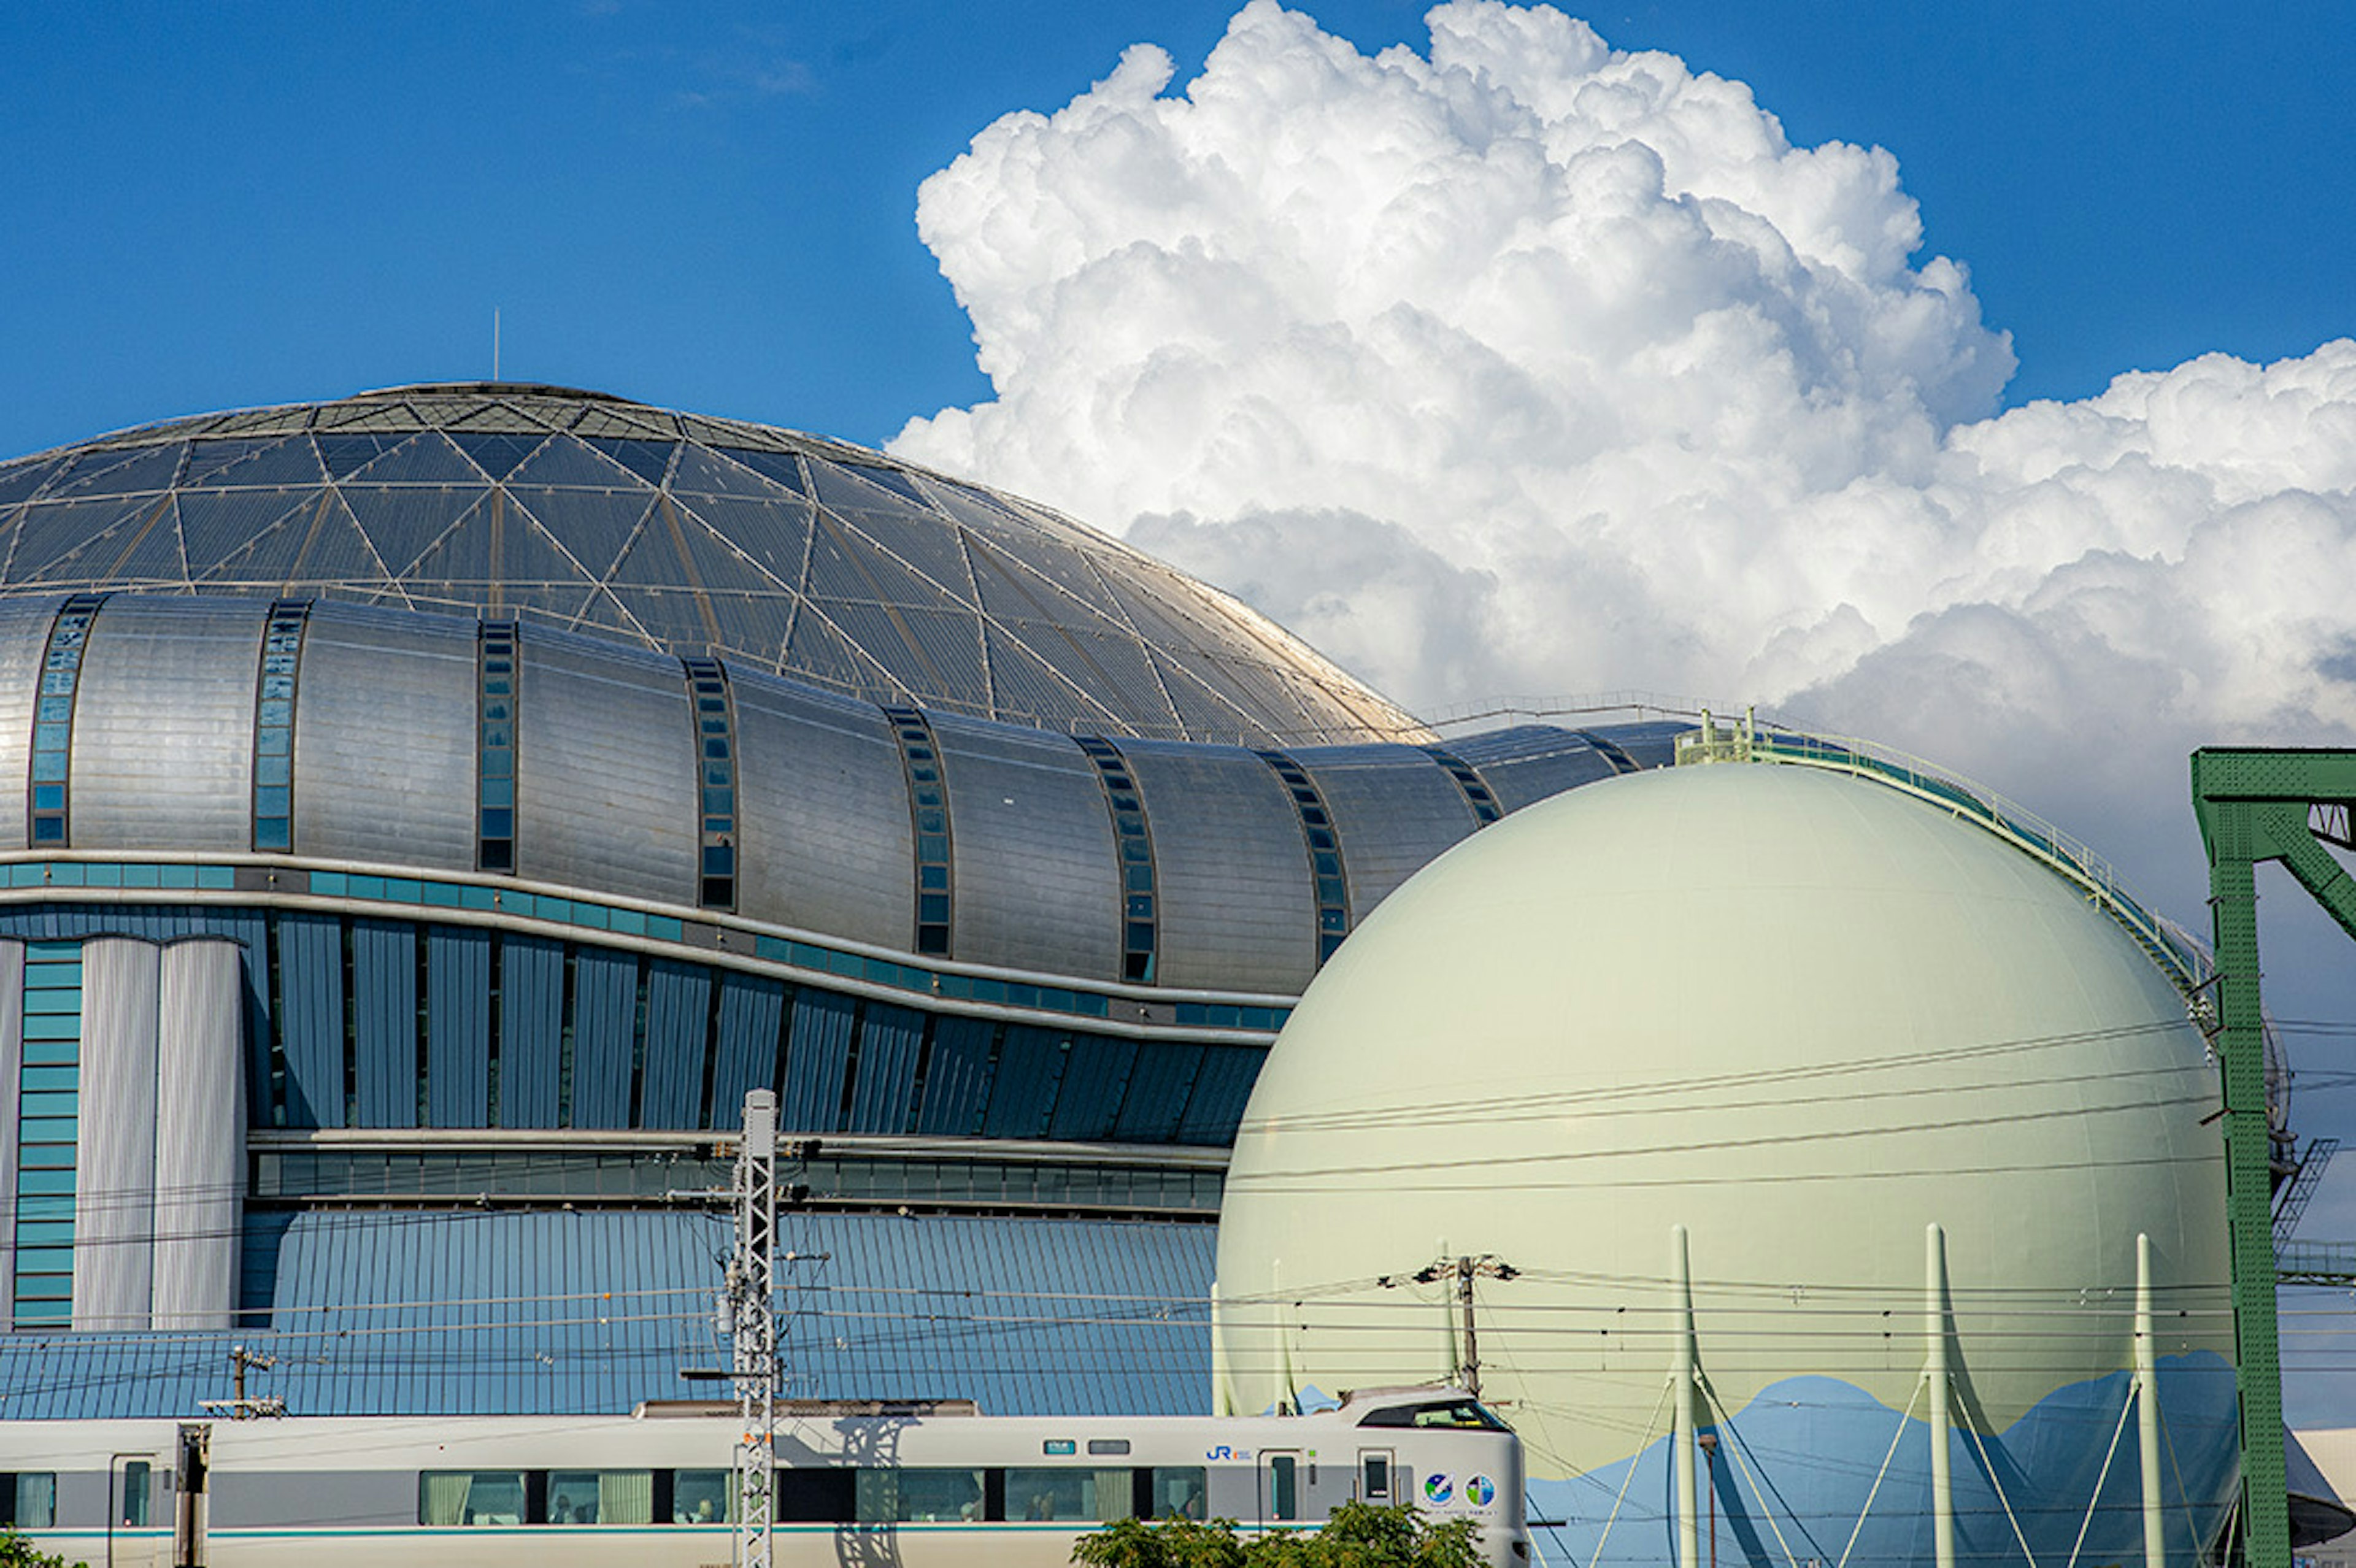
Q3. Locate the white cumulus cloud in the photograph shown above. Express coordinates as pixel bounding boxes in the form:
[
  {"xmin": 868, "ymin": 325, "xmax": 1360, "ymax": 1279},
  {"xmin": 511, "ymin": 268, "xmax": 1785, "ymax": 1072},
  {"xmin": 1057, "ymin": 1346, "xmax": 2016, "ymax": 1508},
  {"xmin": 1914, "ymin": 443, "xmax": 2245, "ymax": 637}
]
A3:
[{"xmin": 890, "ymin": 0, "xmax": 2356, "ymax": 1009}]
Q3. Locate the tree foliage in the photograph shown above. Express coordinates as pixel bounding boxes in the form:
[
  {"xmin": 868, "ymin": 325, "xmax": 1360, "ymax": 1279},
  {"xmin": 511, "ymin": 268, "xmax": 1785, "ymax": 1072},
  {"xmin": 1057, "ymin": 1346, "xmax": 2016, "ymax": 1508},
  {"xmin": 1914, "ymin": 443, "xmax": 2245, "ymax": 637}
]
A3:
[
  {"xmin": 1072, "ymin": 1513, "xmax": 1248, "ymax": 1568},
  {"xmin": 0, "ymin": 1529, "xmax": 84, "ymax": 1568},
  {"xmin": 1074, "ymin": 1502, "xmax": 1484, "ymax": 1568}
]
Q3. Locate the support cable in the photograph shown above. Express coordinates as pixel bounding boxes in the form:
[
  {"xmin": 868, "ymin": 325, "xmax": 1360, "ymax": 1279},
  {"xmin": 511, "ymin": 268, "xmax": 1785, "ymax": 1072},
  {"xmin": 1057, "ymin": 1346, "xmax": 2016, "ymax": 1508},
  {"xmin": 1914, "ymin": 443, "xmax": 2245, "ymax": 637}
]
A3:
[
  {"xmin": 2060, "ymin": 1386, "xmax": 2136, "ymax": 1568},
  {"xmin": 1580, "ymin": 1378, "xmax": 1673, "ymax": 1568},
  {"xmin": 1833, "ymin": 1374, "xmax": 1925, "ymax": 1568},
  {"xmin": 2155, "ymin": 1385, "xmax": 2206, "ymax": 1561},
  {"xmin": 1695, "ymin": 1376, "xmax": 1804, "ymax": 1568},
  {"xmin": 1954, "ymin": 1387, "xmax": 2041, "ymax": 1568}
]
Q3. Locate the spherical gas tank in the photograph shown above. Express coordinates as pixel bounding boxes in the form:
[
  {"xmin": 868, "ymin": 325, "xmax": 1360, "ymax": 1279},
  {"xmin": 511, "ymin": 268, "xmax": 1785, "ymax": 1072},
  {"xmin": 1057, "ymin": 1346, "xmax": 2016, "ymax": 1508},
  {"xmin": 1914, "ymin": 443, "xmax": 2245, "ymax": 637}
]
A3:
[{"xmin": 1212, "ymin": 761, "xmax": 2238, "ymax": 1566}]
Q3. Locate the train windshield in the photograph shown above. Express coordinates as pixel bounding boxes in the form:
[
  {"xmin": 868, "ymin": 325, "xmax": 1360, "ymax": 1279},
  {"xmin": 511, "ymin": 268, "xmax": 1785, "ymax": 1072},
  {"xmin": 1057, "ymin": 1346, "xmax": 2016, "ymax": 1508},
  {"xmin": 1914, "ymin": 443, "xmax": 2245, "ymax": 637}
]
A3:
[{"xmin": 1355, "ymin": 1398, "xmax": 1511, "ymax": 1431}]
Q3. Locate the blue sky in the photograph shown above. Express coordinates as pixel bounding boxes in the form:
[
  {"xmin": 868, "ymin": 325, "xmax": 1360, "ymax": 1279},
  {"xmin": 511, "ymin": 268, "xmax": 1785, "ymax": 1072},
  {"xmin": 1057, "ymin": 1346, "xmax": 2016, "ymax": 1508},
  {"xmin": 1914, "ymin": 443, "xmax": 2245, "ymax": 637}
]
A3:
[{"xmin": 2, "ymin": 0, "xmax": 2350, "ymax": 458}]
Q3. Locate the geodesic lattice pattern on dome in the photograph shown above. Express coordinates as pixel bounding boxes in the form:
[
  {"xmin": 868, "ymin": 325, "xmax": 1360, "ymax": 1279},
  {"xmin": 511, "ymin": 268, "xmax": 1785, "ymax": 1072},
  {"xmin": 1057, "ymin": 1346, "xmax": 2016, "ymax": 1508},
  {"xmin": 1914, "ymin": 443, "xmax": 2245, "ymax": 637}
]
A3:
[{"xmin": 0, "ymin": 384, "xmax": 1420, "ymax": 745}]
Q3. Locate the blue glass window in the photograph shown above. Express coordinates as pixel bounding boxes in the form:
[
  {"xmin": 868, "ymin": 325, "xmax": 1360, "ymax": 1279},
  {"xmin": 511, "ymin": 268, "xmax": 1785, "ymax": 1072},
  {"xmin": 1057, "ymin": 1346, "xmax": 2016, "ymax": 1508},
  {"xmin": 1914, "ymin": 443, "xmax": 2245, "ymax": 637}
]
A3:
[
  {"xmin": 1419, "ymin": 744, "xmax": 1504, "ymax": 826},
  {"xmin": 880, "ymin": 705, "xmax": 953, "ymax": 958},
  {"xmin": 1076, "ymin": 736, "xmax": 1158, "ymax": 983},
  {"xmin": 1571, "ymin": 729, "xmax": 1641, "ymax": 775},
  {"xmin": 1254, "ymin": 750, "xmax": 1353, "ymax": 965},
  {"xmin": 26, "ymin": 596, "xmax": 104, "ymax": 848},
  {"xmin": 477, "ymin": 621, "xmax": 520, "ymax": 874},
  {"xmin": 252, "ymin": 599, "xmax": 310, "ymax": 852},
  {"xmin": 680, "ymin": 657, "xmax": 738, "ymax": 910}
]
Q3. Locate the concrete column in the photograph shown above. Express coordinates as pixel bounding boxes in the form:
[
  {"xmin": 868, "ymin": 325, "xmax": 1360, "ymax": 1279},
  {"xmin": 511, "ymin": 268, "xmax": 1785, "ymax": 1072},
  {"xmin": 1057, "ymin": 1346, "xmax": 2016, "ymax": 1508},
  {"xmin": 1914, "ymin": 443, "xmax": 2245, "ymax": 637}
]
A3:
[
  {"xmin": 153, "ymin": 940, "xmax": 245, "ymax": 1329},
  {"xmin": 1673, "ymin": 1224, "xmax": 1699, "ymax": 1568},
  {"xmin": 74, "ymin": 938, "xmax": 158, "ymax": 1330},
  {"xmin": 1927, "ymin": 1222, "xmax": 1955, "ymax": 1568},
  {"xmin": 2137, "ymin": 1233, "xmax": 2166, "ymax": 1568},
  {"xmin": 1210, "ymin": 1280, "xmax": 1230, "ymax": 1416}
]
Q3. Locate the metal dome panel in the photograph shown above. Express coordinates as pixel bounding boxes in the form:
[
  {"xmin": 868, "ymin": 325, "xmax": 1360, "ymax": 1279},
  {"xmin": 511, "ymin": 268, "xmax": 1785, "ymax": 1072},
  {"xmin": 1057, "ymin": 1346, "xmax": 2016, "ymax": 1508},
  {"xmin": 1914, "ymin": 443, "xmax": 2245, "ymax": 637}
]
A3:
[{"xmin": 0, "ymin": 385, "xmax": 1423, "ymax": 745}]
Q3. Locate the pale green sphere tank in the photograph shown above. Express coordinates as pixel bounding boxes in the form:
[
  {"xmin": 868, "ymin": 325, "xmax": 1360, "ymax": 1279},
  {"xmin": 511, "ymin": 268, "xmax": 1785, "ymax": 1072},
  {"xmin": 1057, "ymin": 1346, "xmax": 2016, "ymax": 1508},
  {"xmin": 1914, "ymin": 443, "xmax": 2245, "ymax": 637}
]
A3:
[{"xmin": 1213, "ymin": 761, "xmax": 2236, "ymax": 1560}]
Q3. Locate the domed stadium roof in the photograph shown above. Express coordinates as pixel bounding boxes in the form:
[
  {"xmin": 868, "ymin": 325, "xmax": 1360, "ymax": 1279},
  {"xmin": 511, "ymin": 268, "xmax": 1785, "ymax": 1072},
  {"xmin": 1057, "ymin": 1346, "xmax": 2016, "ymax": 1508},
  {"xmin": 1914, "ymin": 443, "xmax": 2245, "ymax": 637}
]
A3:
[{"xmin": 0, "ymin": 383, "xmax": 1420, "ymax": 745}]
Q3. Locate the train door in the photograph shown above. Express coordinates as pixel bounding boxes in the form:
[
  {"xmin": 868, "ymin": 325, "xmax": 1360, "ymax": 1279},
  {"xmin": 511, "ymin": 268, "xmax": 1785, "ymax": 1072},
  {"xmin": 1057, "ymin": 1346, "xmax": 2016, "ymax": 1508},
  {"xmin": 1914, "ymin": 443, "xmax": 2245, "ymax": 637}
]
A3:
[
  {"xmin": 1262, "ymin": 1451, "xmax": 1302, "ymax": 1526},
  {"xmin": 1357, "ymin": 1447, "xmax": 1395, "ymax": 1505},
  {"xmin": 172, "ymin": 1426, "xmax": 210, "ymax": 1568},
  {"xmin": 107, "ymin": 1451, "xmax": 162, "ymax": 1568}
]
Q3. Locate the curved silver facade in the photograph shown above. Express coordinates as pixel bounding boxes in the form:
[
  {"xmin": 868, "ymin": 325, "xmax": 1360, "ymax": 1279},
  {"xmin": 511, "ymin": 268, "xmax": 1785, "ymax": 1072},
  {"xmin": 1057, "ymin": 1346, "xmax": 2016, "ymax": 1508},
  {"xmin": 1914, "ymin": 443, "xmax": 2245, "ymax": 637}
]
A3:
[
  {"xmin": 730, "ymin": 674, "xmax": 913, "ymax": 951},
  {"xmin": 1120, "ymin": 742, "xmax": 1322, "ymax": 994},
  {"xmin": 929, "ymin": 711, "xmax": 1120, "ymax": 978},
  {"xmin": 0, "ymin": 602, "xmax": 50, "ymax": 851},
  {"xmin": 293, "ymin": 601, "xmax": 478, "ymax": 869},
  {"xmin": 1299, "ymin": 743, "xmax": 1483, "ymax": 924},
  {"xmin": 73, "ymin": 596, "xmax": 260, "ymax": 853},
  {"xmin": 516, "ymin": 629, "xmax": 698, "ymax": 905},
  {"xmin": 0, "ymin": 592, "xmax": 1666, "ymax": 1001}
]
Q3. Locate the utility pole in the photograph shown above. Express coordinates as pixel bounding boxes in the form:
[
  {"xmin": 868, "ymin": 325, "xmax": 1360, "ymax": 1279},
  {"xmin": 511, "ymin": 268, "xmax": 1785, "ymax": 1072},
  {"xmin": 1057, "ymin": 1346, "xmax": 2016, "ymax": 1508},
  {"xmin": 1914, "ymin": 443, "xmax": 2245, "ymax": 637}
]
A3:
[
  {"xmin": 1381, "ymin": 1253, "xmax": 1519, "ymax": 1398},
  {"xmin": 678, "ymin": 1091, "xmax": 824, "ymax": 1568},
  {"xmin": 196, "ymin": 1344, "xmax": 284, "ymax": 1421},
  {"xmin": 723, "ymin": 1089, "xmax": 779, "ymax": 1568}
]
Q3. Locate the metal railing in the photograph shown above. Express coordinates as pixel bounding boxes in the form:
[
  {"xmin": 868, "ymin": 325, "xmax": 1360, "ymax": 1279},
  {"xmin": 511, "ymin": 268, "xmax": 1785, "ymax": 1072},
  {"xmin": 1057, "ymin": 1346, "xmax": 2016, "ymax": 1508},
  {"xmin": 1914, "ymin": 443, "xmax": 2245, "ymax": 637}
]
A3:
[
  {"xmin": 1674, "ymin": 713, "xmax": 2212, "ymax": 1011},
  {"xmin": 2276, "ymin": 1239, "xmax": 2356, "ymax": 1286}
]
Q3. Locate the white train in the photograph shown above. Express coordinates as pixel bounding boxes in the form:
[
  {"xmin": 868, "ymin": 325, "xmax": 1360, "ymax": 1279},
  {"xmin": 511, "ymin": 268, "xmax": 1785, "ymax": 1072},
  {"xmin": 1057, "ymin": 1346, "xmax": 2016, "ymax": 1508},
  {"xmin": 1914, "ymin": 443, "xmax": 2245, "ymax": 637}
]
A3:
[{"xmin": 0, "ymin": 1385, "xmax": 1526, "ymax": 1566}]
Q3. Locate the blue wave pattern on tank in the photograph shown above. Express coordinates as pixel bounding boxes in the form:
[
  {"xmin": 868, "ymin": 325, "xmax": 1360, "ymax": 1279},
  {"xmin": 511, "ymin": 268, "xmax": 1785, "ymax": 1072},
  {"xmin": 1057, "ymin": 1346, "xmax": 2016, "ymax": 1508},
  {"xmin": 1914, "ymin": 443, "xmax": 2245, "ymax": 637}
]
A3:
[{"xmin": 1527, "ymin": 1355, "xmax": 2239, "ymax": 1568}]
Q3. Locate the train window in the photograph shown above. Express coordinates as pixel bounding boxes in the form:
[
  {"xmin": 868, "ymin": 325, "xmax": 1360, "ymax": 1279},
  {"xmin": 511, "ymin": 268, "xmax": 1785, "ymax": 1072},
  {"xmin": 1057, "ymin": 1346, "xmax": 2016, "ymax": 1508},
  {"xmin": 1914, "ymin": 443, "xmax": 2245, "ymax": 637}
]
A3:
[
  {"xmin": 1146, "ymin": 1467, "xmax": 1207, "ymax": 1521},
  {"xmin": 777, "ymin": 1468, "xmax": 853, "ymax": 1524},
  {"xmin": 1005, "ymin": 1467, "xmax": 1132, "ymax": 1523},
  {"xmin": 118, "ymin": 1461, "xmax": 151, "ymax": 1528},
  {"xmin": 0, "ymin": 1472, "xmax": 56, "ymax": 1529},
  {"xmin": 548, "ymin": 1470, "xmax": 652, "ymax": 1526},
  {"xmin": 1361, "ymin": 1453, "xmax": 1392, "ymax": 1500},
  {"xmin": 1268, "ymin": 1455, "xmax": 1299, "ymax": 1521},
  {"xmin": 671, "ymin": 1470, "xmax": 731, "ymax": 1524},
  {"xmin": 857, "ymin": 1467, "xmax": 985, "ymax": 1524},
  {"xmin": 1356, "ymin": 1399, "xmax": 1511, "ymax": 1431},
  {"xmin": 419, "ymin": 1470, "xmax": 528, "ymax": 1526}
]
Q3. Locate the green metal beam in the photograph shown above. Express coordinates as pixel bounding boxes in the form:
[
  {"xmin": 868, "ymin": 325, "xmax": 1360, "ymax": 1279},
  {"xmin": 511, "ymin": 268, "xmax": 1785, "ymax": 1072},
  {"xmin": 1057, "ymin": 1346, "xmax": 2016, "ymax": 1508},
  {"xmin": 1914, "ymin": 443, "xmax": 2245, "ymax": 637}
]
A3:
[{"xmin": 2189, "ymin": 747, "xmax": 2356, "ymax": 1568}]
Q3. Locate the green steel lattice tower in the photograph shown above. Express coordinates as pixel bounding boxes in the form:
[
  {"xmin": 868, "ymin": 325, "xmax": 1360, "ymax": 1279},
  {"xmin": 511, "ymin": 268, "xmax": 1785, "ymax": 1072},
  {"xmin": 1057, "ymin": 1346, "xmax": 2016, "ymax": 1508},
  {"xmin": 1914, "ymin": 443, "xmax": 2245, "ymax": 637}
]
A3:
[{"xmin": 2189, "ymin": 747, "xmax": 2356, "ymax": 1568}]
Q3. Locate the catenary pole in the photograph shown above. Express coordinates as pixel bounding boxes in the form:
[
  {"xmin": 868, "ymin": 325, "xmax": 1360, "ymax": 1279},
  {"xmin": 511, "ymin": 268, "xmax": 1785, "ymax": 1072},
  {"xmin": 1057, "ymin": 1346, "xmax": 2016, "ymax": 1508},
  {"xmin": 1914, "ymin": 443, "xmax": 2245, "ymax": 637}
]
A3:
[{"xmin": 731, "ymin": 1089, "xmax": 779, "ymax": 1568}]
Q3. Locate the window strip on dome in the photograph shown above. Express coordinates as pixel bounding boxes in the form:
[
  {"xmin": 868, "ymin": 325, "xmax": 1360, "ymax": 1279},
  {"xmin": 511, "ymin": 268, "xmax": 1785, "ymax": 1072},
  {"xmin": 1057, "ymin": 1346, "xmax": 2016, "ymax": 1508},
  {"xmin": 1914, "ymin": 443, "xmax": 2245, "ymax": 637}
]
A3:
[
  {"xmin": 26, "ymin": 596, "xmax": 106, "ymax": 848},
  {"xmin": 477, "ymin": 621, "xmax": 520, "ymax": 874},
  {"xmin": 1572, "ymin": 729, "xmax": 1641, "ymax": 775},
  {"xmin": 879, "ymin": 705, "xmax": 954, "ymax": 958},
  {"xmin": 680, "ymin": 657, "xmax": 739, "ymax": 912},
  {"xmin": 1418, "ymin": 744, "xmax": 1504, "ymax": 827},
  {"xmin": 1075, "ymin": 736, "xmax": 1158, "ymax": 985},
  {"xmin": 1253, "ymin": 749, "xmax": 1353, "ymax": 966},
  {"xmin": 251, "ymin": 600, "xmax": 311, "ymax": 853}
]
